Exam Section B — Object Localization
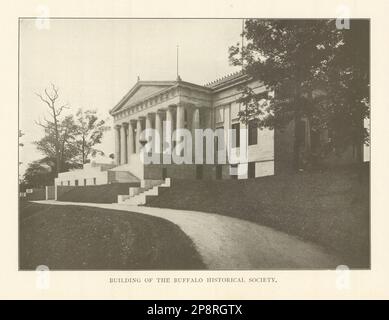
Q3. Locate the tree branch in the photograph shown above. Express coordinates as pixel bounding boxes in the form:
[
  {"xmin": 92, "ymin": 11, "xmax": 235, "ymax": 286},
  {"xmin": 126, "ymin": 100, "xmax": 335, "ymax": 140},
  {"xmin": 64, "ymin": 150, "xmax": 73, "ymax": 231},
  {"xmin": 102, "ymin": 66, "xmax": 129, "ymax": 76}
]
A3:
[{"xmin": 35, "ymin": 92, "xmax": 52, "ymax": 109}]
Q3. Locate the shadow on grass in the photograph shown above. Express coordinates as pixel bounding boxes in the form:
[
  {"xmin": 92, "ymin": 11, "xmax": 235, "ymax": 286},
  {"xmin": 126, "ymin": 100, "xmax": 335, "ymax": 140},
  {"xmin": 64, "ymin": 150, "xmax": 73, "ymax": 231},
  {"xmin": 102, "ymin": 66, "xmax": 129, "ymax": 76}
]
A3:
[
  {"xmin": 147, "ymin": 165, "xmax": 370, "ymax": 269},
  {"xmin": 19, "ymin": 201, "xmax": 205, "ymax": 270}
]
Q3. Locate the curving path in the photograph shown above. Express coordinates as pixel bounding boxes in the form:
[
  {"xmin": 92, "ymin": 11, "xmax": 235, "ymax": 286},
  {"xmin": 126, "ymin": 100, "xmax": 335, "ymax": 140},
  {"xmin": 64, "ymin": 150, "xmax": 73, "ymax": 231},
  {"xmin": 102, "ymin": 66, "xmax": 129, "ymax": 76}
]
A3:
[{"xmin": 34, "ymin": 200, "xmax": 342, "ymax": 269}]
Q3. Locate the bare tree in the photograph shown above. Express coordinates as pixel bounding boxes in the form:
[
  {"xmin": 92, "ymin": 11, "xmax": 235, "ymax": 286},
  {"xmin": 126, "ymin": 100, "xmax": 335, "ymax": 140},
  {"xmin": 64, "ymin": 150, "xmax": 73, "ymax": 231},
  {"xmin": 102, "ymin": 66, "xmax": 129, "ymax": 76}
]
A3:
[
  {"xmin": 35, "ymin": 83, "xmax": 69, "ymax": 176},
  {"xmin": 18, "ymin": 130, "xmax": 24, "ymax": 166}
]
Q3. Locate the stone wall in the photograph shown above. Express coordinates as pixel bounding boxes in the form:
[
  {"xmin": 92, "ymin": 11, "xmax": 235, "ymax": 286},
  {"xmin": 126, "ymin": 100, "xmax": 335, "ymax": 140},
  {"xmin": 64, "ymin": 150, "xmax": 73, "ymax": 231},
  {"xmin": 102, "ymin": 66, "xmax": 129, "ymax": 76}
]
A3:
[
  {"xmin": 144, "ymin": 163, "xmax": 235, "ymax": 180},
  {"xmin": 55, "ymin": 165, "xmax": 109, "ymax": 186},
  {"xmin": 144, "ymin": 164, "xmax": 197, "ymax": 180},
  {"xmin": 57, "ymin": 183, "xmax": 139, "ymax": 203},
  {"xmin": 56, "ymin": 186, "xmax": 76, "ymax": 200}
]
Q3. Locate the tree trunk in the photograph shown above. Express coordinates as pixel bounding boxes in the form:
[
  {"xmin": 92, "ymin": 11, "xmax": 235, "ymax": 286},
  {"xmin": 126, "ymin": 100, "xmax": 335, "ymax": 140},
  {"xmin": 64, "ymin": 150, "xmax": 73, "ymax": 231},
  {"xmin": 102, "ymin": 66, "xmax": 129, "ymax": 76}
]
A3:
[
  {"xmin": 53, "ymin": 111, "xmax": 62, "ymax": 176},
  {"xmin": 82, "ymin": 135, "xmax": 85, "ymax": 164}
]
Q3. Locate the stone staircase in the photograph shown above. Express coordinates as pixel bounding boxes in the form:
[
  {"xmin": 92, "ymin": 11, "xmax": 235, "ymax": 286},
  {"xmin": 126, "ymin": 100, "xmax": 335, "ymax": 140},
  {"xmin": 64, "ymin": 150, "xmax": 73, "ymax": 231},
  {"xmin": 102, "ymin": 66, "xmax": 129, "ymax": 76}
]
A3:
[
  {"xmin": 108, "ymin": 170, "xmax": 140, "ymax": 183},
  {"xmin": 117, "ymin": 178, "xmax": 171, "ymax": 206}
]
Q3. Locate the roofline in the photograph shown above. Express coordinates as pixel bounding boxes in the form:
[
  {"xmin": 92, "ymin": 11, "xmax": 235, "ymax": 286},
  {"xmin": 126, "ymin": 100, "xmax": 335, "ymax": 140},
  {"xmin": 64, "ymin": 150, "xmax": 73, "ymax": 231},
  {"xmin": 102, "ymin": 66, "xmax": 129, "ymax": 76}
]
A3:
[
  {"xmin": 109, "ymin": 81, "xmax": 177, "ymax": 115},
  {"xmin": 178, "ymin": 80, "xmax": 213, "ymax": 93},
  {"xmin": 205, "ymin": 73, "xmax": 250, "ymax": 92},
  {"xmin": 110, "ymin": 72, "xmax": 255, "ymax": 116},
  {"xmin": 110, "ymin": 80, "xmax": 213, "ymax": 115}
]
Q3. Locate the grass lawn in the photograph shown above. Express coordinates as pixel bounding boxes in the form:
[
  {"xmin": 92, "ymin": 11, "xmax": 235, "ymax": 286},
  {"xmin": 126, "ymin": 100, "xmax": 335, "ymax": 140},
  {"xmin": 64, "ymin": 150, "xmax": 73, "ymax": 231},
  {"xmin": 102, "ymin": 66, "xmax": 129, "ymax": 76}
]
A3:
[
  {"xmin": 19, "ymin": 201, "xmax": 205, "ymax": 270},
  {"xmin": 147, "ymin": 165, "xmax": 370, "ymax": 268}
]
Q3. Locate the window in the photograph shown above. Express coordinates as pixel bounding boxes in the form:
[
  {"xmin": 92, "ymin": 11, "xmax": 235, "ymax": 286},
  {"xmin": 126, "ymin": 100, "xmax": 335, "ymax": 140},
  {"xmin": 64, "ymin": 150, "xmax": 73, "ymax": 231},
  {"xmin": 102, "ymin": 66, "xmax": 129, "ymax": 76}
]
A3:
[
  {"xmin": 215, "ymin": 126, "xmax": 224, "ymax": 152},
  {"xmin": 248, "ymin": 120, "xmax": 258, "ymax": 146},
  {"xmin": 93, "ymin": 177, "xmax": 97, "ymax": 185},
  {"xmin": 231, "ymin": 103, "xmax": 240, "ymax": 121},
  {"xmin": 184, "ymin": 109, "xmax": 188, "ymax": 128},
  {"xmin": 215, "ymin": 107, "xmax": 224, "ymax": 124},
  {"xmin": 67, "ymin": 181, "xmax": 70, "ymax": 186},
  {"xmin": 75, "ymin": 179, "xmax": 79, "ymax": 186},
  {"xmin": 231, "ymin": 123, "xmax": 240, "ymax": 148},
  {"xmin": 248, "ymin": 162, "xmax": 256, "ymax": 178}
]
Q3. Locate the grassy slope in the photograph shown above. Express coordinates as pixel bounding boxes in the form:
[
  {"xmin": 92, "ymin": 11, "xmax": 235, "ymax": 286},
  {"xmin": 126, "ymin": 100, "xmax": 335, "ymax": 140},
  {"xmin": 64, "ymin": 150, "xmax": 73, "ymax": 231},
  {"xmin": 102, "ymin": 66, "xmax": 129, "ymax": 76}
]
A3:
[
  {"xmin": 147, "ymin": 166, "xmax": 370, "ymax": 268},
  {"xmin": 19, "ymin": 201, "xmax": 205, "ymax": 270}
]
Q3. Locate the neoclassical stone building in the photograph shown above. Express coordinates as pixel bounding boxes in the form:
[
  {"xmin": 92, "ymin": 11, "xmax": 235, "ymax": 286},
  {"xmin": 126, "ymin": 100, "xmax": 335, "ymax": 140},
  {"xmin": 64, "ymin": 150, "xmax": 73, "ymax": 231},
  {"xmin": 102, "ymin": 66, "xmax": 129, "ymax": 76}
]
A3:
[
  {"xmin": 54, "ymin": 71, "xmax": 362, "ymax": 188},
  {"xmin": 109, "ymin": 71, "xmax": 275, "ymax": 181}
]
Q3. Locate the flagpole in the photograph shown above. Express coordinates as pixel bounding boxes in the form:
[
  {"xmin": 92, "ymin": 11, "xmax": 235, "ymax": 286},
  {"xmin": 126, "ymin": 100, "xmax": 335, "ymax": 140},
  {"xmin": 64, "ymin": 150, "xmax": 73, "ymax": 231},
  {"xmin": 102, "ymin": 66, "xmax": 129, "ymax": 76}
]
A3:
[{"xmin": 176, "ymin": 45, "xmax": 179, "ymax": 79}]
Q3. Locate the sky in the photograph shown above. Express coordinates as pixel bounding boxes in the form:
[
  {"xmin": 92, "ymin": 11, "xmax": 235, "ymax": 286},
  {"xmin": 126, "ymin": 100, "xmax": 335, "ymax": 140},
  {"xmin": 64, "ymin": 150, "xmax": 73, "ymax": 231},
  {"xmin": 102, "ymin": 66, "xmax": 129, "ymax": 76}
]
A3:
[{"xmin": 19, "ymin": 19, "xmax": 243, "ymax": 174}]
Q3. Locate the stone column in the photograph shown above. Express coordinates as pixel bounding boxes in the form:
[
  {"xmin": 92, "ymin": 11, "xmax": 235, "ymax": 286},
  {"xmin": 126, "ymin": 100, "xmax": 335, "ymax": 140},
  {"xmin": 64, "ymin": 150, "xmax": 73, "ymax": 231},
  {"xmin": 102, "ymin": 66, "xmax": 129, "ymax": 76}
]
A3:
[
  {"xmin": 191, "ymin": 107, "xmax": 200, "ymax": 132},
  {"xmin": 166, "ymin": 107, "xmax": 174, "ymax": 130},
  {"xmin": 135, "ymin": 118, "xmax": 142, "ymax": 153},
  {"xmin": 155, "ymin": 111, "xmax": 163, "ymax": 154},
  {"xmin": 175, "ymin": 103, "xmax": 185, "ymax": 157},
  {"xmin": 204, "ymin": 107, "xmax": 213, "ymax": 130},
  {"xmin": 127, "ymin": 121, "xmax": 135, "ymax": 159},
  {"xmin": 176, "ymin": 103, "xmax": 185, "ymax": 131},
  {"xmin": 145, "ymin": 113, "xmax": 153, "ymax": 134},
  {"xmin": 145, "ymin": 113, "xmax": 154, "ymax": 156},
  {"xmin": 114, "ymin": 125, "xmax": 121, "ymax": 165},
  {"xmin": 165, "ymin": 107, "xmax": 174, "ymax": 154},
  {"xmin": 120, "ymin": 123, "xmax": 127, "ymax": 164},
  {"xmin": 191, "ymin": 107, "xmax": 200, "ymax": 160}
]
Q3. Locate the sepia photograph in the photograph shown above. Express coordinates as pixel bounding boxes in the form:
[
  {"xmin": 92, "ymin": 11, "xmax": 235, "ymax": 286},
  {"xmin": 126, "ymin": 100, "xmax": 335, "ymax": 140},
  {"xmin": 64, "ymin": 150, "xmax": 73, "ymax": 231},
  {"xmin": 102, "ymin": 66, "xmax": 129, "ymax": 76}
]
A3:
[{"xmin": 18, "ymin": 18, "xmax": 370, "ymax": 272}]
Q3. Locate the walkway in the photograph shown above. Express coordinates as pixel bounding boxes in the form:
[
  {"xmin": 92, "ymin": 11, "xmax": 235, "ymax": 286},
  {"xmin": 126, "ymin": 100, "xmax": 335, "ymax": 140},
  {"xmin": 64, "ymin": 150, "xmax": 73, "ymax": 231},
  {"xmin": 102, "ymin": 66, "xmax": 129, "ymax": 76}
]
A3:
[{"xmin": 34, "ymin": 200, "xmax": 341, "ymax": 269}]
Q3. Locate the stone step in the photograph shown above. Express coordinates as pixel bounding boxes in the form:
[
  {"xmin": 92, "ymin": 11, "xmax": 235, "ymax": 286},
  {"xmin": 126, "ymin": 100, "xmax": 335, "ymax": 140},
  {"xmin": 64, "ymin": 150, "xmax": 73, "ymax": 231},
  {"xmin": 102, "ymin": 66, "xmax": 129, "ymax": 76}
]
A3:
[{"xmin": 117, "ymin": 178, "xmax": 171, "ymax": 206}]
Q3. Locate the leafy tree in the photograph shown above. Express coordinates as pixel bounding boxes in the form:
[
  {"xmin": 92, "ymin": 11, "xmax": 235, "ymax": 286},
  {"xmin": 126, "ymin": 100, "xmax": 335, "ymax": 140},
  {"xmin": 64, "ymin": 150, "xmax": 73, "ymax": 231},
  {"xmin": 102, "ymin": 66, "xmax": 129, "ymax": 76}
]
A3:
[
  {"xmin": 322, "ymin": 20, "xmax": 369, "ymax": 164},
  {"xmin": 35, "ymin": 85, "xmax": 109, "ymax": 173},
  {"xmin": 73, "ymin": 109, "xmax": 110, "ymax": 164},
  {"xmin": 229, "ymin": 19, "xmax": 369, "ymax": 168},
  {"xmin": 23, "ymin": 161, "xmax": 55, "ymax": 189},
  {"xmin": 34, "ymin": 114, "xmax": 80, "ymax": 174}
]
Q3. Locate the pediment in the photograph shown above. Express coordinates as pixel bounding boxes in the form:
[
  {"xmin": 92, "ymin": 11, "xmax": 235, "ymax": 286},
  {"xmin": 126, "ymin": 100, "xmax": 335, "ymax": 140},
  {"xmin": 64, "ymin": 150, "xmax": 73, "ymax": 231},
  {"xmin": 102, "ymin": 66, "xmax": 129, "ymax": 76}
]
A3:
[{"xmin": 111, "ymin": 81, "xmax": 176, "ymax": 114}]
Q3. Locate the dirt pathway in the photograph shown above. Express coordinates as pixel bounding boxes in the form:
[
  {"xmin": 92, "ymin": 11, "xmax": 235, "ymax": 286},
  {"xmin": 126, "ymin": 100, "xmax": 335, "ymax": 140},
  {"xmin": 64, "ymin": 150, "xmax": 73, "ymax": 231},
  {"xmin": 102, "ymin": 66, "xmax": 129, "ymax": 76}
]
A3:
[{"xmin": 34, "ymin": 200, "xmax": 342, "ymax": 269}]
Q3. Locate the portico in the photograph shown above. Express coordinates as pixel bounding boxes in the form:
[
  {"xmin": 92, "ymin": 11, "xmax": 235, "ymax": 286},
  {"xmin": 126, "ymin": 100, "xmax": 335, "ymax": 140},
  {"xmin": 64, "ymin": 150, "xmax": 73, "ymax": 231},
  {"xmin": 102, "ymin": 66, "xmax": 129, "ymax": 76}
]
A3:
[
  {"xmin": 109, "ymin": 72, "xmax": 275, "ymax": 181},
  {"xmin": 111, "ymin": 79, "xmax": 213, "ymax": 171}
]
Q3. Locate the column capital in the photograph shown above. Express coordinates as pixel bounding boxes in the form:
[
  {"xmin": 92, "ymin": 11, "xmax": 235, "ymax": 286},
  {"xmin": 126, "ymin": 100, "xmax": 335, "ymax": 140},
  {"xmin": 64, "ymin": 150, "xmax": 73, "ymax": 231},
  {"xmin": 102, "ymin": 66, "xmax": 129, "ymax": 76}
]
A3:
[
  {"xmin": 177, "ymin": 102, "xmax": 198, "ymax": 110},
  {"xmin": 182, "ymin": 102, "xmax": 198, "ymax": 109}
]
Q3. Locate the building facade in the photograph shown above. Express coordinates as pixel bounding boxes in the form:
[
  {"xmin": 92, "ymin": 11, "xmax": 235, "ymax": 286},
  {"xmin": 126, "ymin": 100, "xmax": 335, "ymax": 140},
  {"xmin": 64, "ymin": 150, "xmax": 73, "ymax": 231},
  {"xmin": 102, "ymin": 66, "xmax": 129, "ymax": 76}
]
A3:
[
  {"xmin": 109, "ymin": 71, "xmax": 275, "ymax": 181},
  {"xmin": 55, "ymin": 71, "xmax": 363, "ymax": 187}
]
